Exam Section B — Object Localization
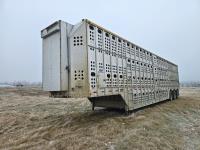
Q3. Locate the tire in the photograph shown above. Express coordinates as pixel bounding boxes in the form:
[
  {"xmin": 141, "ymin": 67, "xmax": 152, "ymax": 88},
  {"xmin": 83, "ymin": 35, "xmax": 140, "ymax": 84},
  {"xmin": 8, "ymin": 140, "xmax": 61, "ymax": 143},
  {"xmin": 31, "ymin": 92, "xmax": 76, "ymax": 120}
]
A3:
[
  {"xmin": 172, "ymin": 91, "xmax": 175, "ymax": 100},
  {"xmin": 169, "ymin": 91, "xmax": 173, "ymax": 101},
  {"xmin": 176, "ymin": 90, "xmax": 179, "ymax": 99},
  {"xmin": 174, "ymin": 91, "xmax": 177, "ymax": 100},
  {"xmin": 175, "ymin": 90, "xmax": 178, "ymax": 99}
]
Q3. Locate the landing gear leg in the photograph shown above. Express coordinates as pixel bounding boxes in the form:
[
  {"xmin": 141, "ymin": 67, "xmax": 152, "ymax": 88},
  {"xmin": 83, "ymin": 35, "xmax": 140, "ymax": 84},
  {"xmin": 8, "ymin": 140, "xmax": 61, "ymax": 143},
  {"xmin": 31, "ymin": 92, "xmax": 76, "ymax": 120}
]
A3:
[
  {"xmin": 125, "ymin": 111, "xmax": 130, "ymax": 115},
  {"xmin": 92, "ymin": 103, "xmax": 95, "ymax": 111},
  {"xmin": 125, "ymin": 105, "xmax": 130, "ymax": 115}
]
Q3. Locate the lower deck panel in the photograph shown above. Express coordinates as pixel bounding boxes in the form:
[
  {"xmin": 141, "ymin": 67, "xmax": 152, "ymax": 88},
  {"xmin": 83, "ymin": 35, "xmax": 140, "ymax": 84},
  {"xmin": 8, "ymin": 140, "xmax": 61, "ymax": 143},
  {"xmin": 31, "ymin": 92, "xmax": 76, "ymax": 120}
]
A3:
[{"xmin": 88, "ymin": 89, "xmax": 179, "ymax": 111}]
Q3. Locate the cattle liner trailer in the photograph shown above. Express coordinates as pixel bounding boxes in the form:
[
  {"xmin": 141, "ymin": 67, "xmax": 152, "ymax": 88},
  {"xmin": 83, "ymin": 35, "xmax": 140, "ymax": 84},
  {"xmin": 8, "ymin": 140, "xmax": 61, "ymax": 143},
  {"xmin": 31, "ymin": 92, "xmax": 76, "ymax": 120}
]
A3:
[{"xmin": 41, "ymin": 19, "xmax": 179, "ymax": 112}]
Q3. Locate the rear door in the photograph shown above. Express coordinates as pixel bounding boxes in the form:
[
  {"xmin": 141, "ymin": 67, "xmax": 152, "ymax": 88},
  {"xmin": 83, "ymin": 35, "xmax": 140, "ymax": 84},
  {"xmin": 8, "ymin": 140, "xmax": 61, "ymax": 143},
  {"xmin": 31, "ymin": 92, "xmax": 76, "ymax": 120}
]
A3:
[{"xmin": 41, "ymin": 21, "xmax": 61, "ymax": 91}]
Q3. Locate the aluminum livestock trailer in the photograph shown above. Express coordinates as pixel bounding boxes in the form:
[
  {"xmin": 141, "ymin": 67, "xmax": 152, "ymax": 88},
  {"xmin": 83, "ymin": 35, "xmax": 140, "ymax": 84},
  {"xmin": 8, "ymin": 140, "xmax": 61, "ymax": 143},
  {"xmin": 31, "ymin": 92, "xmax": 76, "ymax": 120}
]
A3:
[{"xmin": 41, "ymin": 19, "xmax": 179, "ymax": 113}]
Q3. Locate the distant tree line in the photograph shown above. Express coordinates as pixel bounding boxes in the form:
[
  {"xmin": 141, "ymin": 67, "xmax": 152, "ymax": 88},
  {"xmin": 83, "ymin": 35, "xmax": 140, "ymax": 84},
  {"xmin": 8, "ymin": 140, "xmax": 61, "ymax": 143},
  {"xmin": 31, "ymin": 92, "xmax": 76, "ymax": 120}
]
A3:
[
  {"xmin": 180, "ymin": 81, "xmax": 200, "ymax": 87},
  {"xmin": 0, "ymin": 81, "xmax": 42, "ymax": 87}
]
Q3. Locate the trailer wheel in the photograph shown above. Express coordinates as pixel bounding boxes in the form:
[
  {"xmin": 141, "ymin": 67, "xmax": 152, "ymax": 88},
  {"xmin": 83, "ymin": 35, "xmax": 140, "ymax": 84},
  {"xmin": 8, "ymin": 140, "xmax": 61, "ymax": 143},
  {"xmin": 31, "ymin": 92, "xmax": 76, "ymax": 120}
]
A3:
[
  {"xmin": 172, "ymin": 90, "xmax": 175, "ymax": 100},
  {"xmin": 169, "ymin": 91, "xmax": 173, "ymax": 101},
  {"xmin": 175, "ymin": 90, "xmax": 178, "ymax": 99},
  {"xmin": 173, "ymin": 91, "xmax": 176, "ymax": 100}
]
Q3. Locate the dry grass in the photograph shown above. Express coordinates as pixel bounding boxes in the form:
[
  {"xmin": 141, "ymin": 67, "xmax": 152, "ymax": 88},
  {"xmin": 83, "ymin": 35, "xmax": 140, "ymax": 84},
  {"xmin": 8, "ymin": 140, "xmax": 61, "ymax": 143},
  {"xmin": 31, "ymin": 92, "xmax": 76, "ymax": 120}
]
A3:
[{"xmin": 0, "ymin": 87, "xmax": 200, "ymax": 150}]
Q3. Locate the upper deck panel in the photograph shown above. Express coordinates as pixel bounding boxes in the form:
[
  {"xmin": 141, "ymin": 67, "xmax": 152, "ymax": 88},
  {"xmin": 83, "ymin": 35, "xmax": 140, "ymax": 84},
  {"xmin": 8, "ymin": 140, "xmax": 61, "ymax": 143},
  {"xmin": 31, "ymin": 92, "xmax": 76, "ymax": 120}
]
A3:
[{"xmin": 83, "ymin": 19, "xmax": 177, "ymax": 68}]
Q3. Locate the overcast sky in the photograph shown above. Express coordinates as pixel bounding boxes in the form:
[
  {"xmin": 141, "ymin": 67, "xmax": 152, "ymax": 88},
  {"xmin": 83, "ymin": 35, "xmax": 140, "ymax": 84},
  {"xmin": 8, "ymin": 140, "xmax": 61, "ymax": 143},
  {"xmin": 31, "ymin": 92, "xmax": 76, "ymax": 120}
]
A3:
[{"xmin": 0, "ymin": 0, "xmax": 200, "ymax": 82}]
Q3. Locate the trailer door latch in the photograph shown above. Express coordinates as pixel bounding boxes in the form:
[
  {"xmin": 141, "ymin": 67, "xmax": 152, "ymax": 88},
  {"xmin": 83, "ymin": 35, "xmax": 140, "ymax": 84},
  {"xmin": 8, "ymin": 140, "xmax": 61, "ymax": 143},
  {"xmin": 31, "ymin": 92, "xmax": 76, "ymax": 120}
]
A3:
[{"xmin": 65, "ymin": 66, "xmax": 69, "ymax": 70}]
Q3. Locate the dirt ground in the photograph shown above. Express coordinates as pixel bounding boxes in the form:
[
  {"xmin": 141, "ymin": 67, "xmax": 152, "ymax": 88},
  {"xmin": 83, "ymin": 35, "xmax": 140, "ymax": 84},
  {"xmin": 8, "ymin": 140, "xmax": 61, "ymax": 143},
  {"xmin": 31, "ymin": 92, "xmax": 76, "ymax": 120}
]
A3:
[{"xmin": 0, "ymin": 87, "xmax": 200, "ymax": 150}]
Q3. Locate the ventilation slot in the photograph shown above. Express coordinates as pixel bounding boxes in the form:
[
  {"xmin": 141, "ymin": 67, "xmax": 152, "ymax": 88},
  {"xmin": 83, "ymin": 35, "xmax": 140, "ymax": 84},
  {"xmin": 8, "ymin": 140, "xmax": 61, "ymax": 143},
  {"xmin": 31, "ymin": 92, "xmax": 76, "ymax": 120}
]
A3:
[
  {"xmin": 74, "ymin": 70, "xmax": 84, "ymax": 80},
  {"xmin": 90, "ymin": 61, "xmax": 96, "ymax": 88},
  {"xmin": 73, "ymin": 36, "xmax": 83, "ymax": 46}
]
